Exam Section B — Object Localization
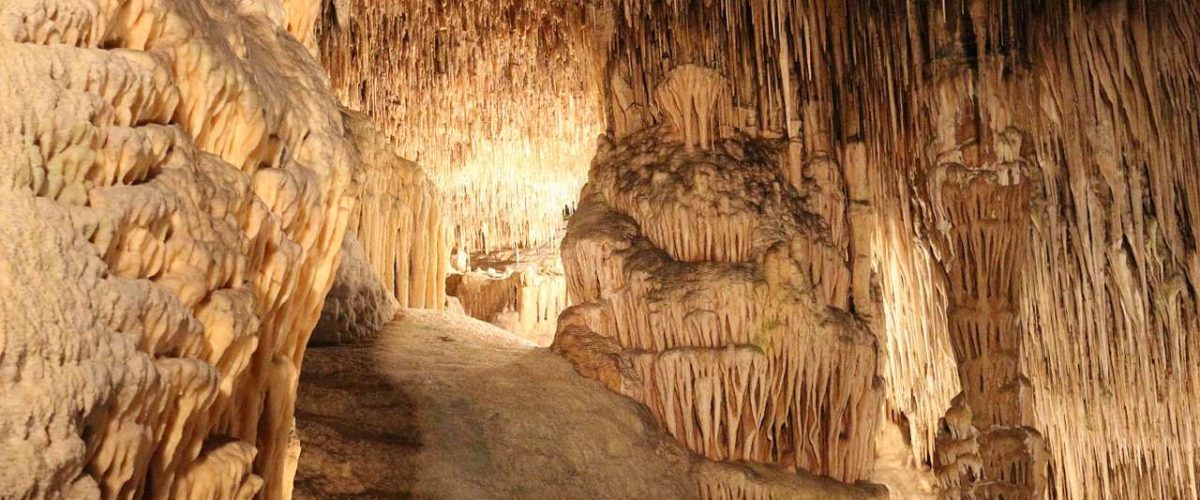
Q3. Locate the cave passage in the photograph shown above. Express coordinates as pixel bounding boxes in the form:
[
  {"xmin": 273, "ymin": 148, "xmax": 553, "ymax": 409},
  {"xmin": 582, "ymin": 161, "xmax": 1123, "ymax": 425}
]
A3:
[{"xmin": 2, "ymin": 1, "xmax": 1197, "ymax": 499}]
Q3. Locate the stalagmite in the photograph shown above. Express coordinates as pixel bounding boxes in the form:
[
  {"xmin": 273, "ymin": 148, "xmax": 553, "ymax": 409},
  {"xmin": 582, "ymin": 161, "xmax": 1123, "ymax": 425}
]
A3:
[{"xmin": 0, "ymin": 0, "xmax": 354, "ymax": 498}]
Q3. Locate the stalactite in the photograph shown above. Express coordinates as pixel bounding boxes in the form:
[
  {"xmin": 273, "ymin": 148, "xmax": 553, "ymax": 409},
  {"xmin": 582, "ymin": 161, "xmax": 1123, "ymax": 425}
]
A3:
[
  {"xmin": 1015, "ymin": 5, "xmax": 1200, "ymax": 497},
  {"xmin": 315, "ymin": 0, "xmax": 606, "ymax": 254},
  {"xmin": 6, "ymin": 0, "xmax": 1191, "ymax": 498}
]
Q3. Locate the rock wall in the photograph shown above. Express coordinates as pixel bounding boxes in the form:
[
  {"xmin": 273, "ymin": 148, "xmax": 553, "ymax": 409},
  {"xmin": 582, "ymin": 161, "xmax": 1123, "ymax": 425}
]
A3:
[
  {"xmin": 554, "ymin": 127, "xmax": 881, "ymax": 484},
  {"xmin": 0, "ymin": 0, "xmax": 354, "ymax": 498},
  {"xmin": 312, "ymin": 110, "xmax": 445, "ymax": 345}
]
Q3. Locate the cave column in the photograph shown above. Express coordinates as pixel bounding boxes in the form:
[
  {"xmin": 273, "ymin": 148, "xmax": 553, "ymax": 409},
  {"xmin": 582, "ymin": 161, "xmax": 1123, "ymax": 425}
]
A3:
[
  {"xmin": 927, "ymin": 60, "xmax": 1049, "ymax": 499},
  {"xmin": 919, "ymin": 4, "xmax": 1049, "ymax": 495}
]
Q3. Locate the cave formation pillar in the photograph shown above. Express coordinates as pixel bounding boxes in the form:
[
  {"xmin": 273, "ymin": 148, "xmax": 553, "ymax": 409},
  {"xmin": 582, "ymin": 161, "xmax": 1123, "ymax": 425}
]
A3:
[{"xmin": 921, "ymin": 4, "xmax": 1049, "ymax": 496}]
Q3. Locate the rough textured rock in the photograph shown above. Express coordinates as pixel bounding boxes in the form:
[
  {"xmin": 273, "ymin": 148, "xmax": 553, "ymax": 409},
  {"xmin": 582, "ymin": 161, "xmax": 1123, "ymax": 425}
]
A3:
[
  {"xmin": 595, "ymin": 2, "xmax": 1200, "ymax": 497},
  {"xmin": 8, "ymin": 1, "xmax": 1192, "ymax": 499},
  {"xmin": 310, "ymin": 234, "xmax": 398, "ymax": 346},
  {"xmin": 0, "ymin": 0, "xmax": 353, "ymax": 498},
  {"xmin": 310, "ymin": 109, "xmax": 447, "ymax": 348},
  {"xmin": 554, "ymin": 127, "xmax": 881, "ymax": 484}
]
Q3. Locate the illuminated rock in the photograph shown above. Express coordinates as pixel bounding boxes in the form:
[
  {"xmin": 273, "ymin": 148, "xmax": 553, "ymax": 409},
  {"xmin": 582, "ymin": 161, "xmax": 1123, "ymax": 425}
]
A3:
[
  {"xmin": 447, "ymin": 247, "xmax": 569, "ymax": 347},
  {"xmin": 341, "ymin": 111, "xmax": 447, "ymax": 312},
  {"xmin": 315, "ymin": 0, "xmax": 606, "ymax": 254},
  {"xmin": 0, "ymin": 0, "xmax": 353, "ymax": 498},
  {"xmin": 555, "ymin": 127, "xmax": 881, "ymax": 483},
  {"xmin": 655, "ymin": 65, "xmax": 729, "ymax": 151},
  {"xmin": 598, "ymin": 3, "xmax": 1200, "ymax": 497}
]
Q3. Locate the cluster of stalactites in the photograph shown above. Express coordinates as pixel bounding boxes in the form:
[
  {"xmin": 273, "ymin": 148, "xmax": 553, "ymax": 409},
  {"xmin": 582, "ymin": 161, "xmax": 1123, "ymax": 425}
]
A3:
[
  {"xmin": 864, "ymin": 3, "xmax": 1200, "ymax": 498},
  {"xmin": 315, "ymin": 0, "xmax": 607, "ymax": 254},
  {"xmin": 604, "ymin": 0, "xmax": 848, "ymax": 142},
  {"xmin": 653, "ymin": 65, "xmax": 728, "ymax": 151},
  {"xmin": 344, "ymin": 112, "xmax": 448, "ymax": 311},
  {"xmin": 0, "ymin": 0, "xmax": 355, "ymax": 498},
  {"xmin": 1012, "ymin": 6, "xmax": 1200, "ymax": 497}
]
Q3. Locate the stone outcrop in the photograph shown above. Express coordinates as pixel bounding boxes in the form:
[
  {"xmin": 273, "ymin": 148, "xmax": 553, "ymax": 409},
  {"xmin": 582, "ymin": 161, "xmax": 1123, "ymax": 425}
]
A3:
[
  {"xmin": 310, "ymin": 234, "xmax": 398, "ymax": 346},
  {"xmin": 0, "ymin": 0, "xmax": 354, "ymax": 498}
]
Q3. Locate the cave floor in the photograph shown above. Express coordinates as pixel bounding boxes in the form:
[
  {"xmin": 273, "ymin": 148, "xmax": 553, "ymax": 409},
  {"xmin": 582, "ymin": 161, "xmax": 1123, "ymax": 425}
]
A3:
[{"xmin": 293, "ymin": 310, "xmax": 696, "ymax": 500}]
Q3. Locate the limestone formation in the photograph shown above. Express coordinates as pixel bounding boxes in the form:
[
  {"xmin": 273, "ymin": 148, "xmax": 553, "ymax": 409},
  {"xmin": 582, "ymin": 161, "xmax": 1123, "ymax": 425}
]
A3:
[
  {"xmin": 5, "ymin": 1, "xmax": 1198, "ymax": 499},
  {"xmin": 0, "ymin": 0, "xmax": 354, "ymax": 498},
  {"xmin": 341, "ymin": 111, "xmax": 447, "ymax": 311},
  {"xmin": 589, "ymin": 2, "xmax": 1200, "ymax": 497},
  {"xmin": 555, "ymin": 127, "xmax": 881, "ymax": 483},
  {"xmin": 446, "ymin": 246, "xmax": 568, "ymax": 347},
  {"xmin": 310, "ymin": 111, "xmax": 447, "ymax": 345},
  {"xmin": 655, "ymin": 65, "xmax": 729, "ymax": 151}
]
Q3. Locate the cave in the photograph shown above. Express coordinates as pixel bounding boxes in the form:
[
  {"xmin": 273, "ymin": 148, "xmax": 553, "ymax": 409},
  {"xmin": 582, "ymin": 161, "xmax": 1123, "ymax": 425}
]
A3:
[{"xmin": 1, "ymin": 1, "xmax": 1197, "ymax": 499}]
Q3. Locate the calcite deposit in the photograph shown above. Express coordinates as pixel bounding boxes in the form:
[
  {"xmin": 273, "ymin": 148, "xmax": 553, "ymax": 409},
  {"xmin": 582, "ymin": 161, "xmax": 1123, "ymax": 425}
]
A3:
[
  {"xmin": 339, "ymin": 111, "xmax": 447, "ymax": 312},
  {"xmin": 5, "ymin": 0, "xmax": 1198, "ymax": 499},
  {"xmin": 310, "ymin": 108, "xmax": 449, "ymax": 345},
  {"xmin": 570, "ymin": 1, "xmax": 1200, "ymax": 498},
  {"xmin": 0, "ymin": 0, "xmax": 353, "ymax": 498},
  {"xmin": 555, "ymin": 126, "xmax": 881, "ymax": 483}
]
